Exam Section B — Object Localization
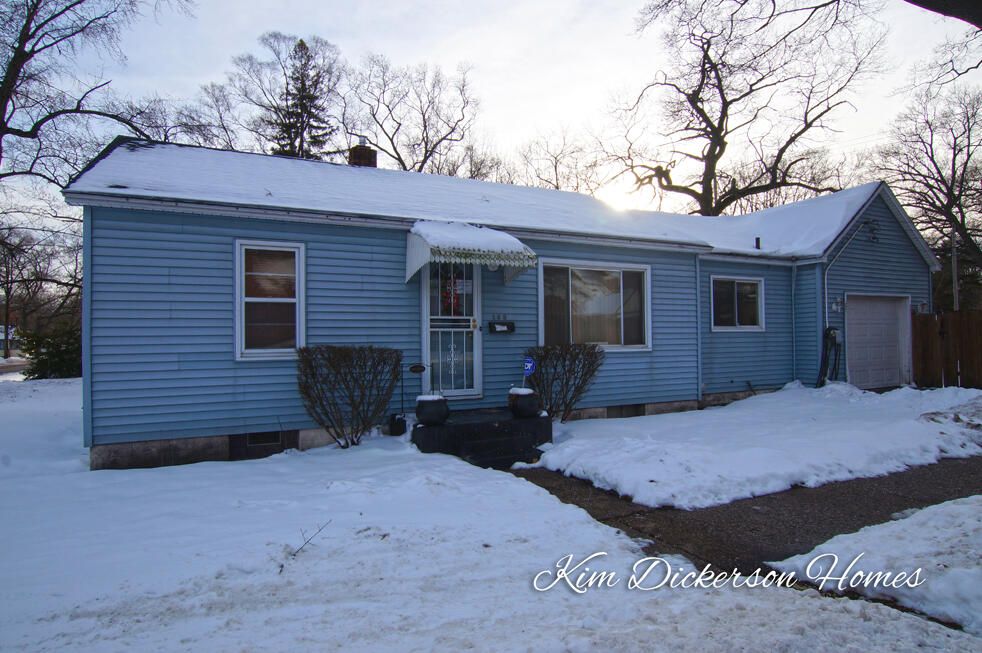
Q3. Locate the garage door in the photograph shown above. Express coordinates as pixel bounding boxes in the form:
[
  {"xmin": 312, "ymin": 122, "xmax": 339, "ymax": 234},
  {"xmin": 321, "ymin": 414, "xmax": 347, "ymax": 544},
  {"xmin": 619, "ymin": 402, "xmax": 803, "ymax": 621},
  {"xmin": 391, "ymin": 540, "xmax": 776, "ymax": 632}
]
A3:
[{"xmin": 845, "ymin": 296, "xmax": 907, "ymax": 389}]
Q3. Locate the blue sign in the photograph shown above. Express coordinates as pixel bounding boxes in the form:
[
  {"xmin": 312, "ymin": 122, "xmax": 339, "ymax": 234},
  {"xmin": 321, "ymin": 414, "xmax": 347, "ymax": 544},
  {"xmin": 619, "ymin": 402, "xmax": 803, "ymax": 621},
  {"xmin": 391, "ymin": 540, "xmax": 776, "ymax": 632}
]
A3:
[{"xmin": 523, "ymin": 357, "xmax": 536, "ymax": 377}]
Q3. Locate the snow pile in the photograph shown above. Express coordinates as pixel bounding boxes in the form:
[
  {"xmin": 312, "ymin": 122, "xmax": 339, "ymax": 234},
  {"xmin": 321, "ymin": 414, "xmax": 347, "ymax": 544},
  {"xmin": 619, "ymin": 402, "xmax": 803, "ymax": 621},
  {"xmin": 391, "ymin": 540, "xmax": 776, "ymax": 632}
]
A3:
[
  {"xmin": 537, "ymin": 383, "xmax": 982, "ymax": 509},
  {"xmin": 1, "ymin": 378, "xmax": 978, "ymax": 650},
  {"xmin": 65, "ymin": 140, "xmax": 885, "ymax": 257},
  {"xmin": 773, "ymin": 496, "xmax": 982, "ymax": 635},
  {"xmin": 0, "ymin": 377, "xmax": 86, "ymax": 478}
]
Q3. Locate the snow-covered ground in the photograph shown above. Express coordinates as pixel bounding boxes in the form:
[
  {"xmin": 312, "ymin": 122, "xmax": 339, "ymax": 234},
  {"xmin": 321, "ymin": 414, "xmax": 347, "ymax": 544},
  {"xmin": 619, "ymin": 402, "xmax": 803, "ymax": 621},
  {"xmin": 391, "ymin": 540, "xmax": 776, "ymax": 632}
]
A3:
[
  {"xmin": 774, "ymin": 496, "xmax": 982, "ymax": 636},
  {"xmin": 1, "ymin": 377, "xmax": 979, "ymax": 651},
  {"xmin": 536, "ymin": 382, "xmax": 982, "ymax": 509}
]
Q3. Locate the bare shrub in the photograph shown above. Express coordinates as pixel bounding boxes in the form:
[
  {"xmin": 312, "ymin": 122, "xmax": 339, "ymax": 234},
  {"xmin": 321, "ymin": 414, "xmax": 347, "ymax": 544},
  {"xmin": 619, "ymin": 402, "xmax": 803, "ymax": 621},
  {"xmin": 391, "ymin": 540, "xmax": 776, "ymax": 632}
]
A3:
[
  {"xmin": 525, "ymin": 344, "xmax": 605, "ymax": 422},
  {"xmin": 297, "ymin": 345, "xmax": 402, "ymax": 448}
]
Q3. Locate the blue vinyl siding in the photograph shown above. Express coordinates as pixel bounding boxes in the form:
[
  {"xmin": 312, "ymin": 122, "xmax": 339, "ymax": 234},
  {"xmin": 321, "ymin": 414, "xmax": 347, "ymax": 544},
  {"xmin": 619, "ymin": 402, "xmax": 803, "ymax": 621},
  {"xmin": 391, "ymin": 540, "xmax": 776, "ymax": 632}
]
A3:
[
  {"xmin": 515, "ymin": 240, "xmax": 701, "ymax": 410},
  {"xmin": 793, "ymin": 263, "xmax": 822, "ymax": 386},
  {"xmin": 87, "ymin": 208, "xmax": 704, "ymax": 444},
  {"xmin": 824, "ymin": 196, "xmax": 932, "ymax": 382},
  {"xmin": 88, "ymin": 207, "xmax": 423, "ymax": 445},
  {"xmin": 85, "ymin": 190, "xmax": 934, "ymax": 446},
  {"xmin": 699, "ymin": 260, "xmax": 794, "ymax": 394}
]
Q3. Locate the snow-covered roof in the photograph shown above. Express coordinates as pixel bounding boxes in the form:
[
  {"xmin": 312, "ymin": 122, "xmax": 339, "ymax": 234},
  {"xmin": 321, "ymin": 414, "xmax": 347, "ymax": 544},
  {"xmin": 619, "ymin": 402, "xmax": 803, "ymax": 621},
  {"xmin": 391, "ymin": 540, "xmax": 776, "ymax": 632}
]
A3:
[
  {"xmin": 65, "ymin": 139, "xmax": 886, "ymax": 258},
  {"xmin": 638, "ymin": 184, "xmax": 883, "ymax": 257}
]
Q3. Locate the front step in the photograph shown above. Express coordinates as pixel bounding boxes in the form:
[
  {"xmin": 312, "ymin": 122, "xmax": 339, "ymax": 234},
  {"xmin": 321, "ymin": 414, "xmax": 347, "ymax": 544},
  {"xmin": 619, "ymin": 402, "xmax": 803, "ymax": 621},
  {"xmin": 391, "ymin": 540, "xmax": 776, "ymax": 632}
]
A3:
[{"xmin": 412, "ymin": 408, "xmax": 552, "ymax": 470}]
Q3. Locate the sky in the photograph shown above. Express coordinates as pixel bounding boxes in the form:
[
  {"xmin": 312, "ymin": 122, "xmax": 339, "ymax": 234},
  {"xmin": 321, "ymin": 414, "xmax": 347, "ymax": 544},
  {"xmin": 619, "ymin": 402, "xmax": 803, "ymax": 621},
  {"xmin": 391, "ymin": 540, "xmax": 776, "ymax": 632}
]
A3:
[{"xmin": 85, "ymin": 0, "xmax": 981, "ymax": 211}]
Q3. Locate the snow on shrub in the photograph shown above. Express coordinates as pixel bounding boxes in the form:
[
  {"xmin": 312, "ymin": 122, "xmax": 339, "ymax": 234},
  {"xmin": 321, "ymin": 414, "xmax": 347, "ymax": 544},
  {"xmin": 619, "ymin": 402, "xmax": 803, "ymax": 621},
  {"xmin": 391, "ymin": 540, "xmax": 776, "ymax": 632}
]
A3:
[
  {"xmin": 524, "ymin": 344, "xmax": 604, "ymax": 422},
  {"xmin": 297, "ymin": 345, "xmax": 402, "ymax": 448}
]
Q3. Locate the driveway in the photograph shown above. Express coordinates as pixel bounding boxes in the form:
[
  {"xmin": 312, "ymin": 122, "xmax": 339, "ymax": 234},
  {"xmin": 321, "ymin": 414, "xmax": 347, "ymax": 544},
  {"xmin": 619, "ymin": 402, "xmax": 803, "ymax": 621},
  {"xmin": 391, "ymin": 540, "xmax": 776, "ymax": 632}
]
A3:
[{"xmin": 514, "ymin": 455, "xmax": 982, "ymax": 573}]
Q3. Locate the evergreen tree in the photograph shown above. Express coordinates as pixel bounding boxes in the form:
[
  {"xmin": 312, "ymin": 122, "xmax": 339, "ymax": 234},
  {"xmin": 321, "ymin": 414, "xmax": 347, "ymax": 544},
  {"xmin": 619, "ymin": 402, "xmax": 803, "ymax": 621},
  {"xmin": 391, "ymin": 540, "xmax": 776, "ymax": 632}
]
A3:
[{"xmin": 266, "ymin": 39, "xmax": 337, "ymax": 159}]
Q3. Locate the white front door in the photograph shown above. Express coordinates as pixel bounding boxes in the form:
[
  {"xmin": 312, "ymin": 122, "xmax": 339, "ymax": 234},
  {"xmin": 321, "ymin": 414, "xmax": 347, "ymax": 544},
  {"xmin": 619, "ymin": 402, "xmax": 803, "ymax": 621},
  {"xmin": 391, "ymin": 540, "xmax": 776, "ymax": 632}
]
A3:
[
  {"xmin": 845, "ymin": 295, "xmax": 909, "ymax": 389},
  {"xmin": 424, "ymin": 263, "xmax": 482, "ymax": 397}
]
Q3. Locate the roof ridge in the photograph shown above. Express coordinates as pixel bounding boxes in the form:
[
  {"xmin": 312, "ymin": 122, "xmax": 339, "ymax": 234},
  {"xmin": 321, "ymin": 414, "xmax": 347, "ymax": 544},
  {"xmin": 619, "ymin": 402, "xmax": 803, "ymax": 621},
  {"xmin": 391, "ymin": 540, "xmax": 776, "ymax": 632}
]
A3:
[{"xmin": 62, "ymin": 140, "xmax": 894, "ymax": 258}]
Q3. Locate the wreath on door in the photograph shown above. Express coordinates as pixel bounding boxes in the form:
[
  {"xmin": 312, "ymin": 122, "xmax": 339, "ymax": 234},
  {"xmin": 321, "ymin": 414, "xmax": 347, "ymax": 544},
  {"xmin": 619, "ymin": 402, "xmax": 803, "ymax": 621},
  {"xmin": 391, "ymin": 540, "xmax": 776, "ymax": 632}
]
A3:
[{"xmin": 441, "ymin": 265, "xmax": 463, "ymax": 315}]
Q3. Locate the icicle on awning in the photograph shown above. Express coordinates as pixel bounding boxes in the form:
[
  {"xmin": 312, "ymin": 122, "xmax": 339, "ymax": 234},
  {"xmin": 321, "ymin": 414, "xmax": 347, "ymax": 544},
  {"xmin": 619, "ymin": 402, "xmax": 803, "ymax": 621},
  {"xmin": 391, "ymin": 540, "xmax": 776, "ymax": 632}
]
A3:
[{"xmin": 405, "ymin": 221, "xmax": 537, "ymax": 282}]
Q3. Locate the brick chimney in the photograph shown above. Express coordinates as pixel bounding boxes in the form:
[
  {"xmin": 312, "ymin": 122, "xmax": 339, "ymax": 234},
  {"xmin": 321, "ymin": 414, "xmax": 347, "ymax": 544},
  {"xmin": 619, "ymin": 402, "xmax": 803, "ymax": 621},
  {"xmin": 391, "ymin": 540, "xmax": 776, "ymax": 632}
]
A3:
[{"xmin": 348, "ymin": 136, "xmax": 377, "ymax": 168}]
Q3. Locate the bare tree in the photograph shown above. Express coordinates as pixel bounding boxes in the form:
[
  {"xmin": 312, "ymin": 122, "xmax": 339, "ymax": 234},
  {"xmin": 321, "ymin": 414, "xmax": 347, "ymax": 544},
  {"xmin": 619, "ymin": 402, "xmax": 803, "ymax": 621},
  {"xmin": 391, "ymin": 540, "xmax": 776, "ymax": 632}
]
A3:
[
  {"xmin": 518, "ymin": 130, "xmax": 603, "ymax": 194},
  {"xmin": 0, "ymin": 228, "xmax": 40, "ymax": 358},
  {"xmin": 917, "ymin": 26, "xmax": 982, "ymax": 89},
  {"xmin": 875, "ymin": 86, "xmax": 982, "ymax": 268},
  {"xmin": 226, "ymin": 32, "xmax": 344, "ymax": 158},
  {"xmin": 342, "ymin": 55, "xmax": 477, "ymax": 172},
  {"xmin": 0, "ymin": 1, "xmax": 187, "ymax": 359},
  {"xmin": 646, "ymin": 1, "xmax": 979, "ymax": 89},
  {"xmin": 727, "ymin": 148, "xmax": 856, "ymax": 213},
  {"xmin": 0, "ymin": 0, "xmax": 190, "ymax": 187},
  {"xmin": 188, "ymin": 83, "xmax": 246, "ymax": 150},
  {"xmin": 0, "ymin": 210, "xmax": 80, "ymax": 358},
  {"xmin": 428, "ymin": 142, "xmax": 515, "ymax": 182},
  {"xmin": 612, "ymin": 0, "xmax": 882, "ymax": 215}
]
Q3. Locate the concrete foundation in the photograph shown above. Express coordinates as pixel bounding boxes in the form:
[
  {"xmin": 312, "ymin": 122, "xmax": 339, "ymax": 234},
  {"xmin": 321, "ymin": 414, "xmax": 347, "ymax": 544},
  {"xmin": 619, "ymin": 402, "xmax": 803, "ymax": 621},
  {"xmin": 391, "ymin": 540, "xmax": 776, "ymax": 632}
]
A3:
[
  {"xmin": 89, "ymin": 390, "xmax": 776, "ymax": 470},
  {"xmin": 90, "ymin": 429, "xmax": 304, "ymax": 470},
  {"xmin": 645, "ymin": 400, "xmax": 700, "ymax": 415},
  {"xmin": 567, "ymin": 399, "xmax": 703, "ymax": 421},
  {"xmin": 298, "ymin": 427, "xmax": 335, "ymax": 450},
  {"xmin": 700, "ymin": 388, "xmax": 776, "ymax": 408},
  {"xmin": 90, "ymin": 435, "xmax": 229, "ymax": 470},
  {"xmin": 564, "ymin": 406, "xmax": 608, "ymax": 421}
]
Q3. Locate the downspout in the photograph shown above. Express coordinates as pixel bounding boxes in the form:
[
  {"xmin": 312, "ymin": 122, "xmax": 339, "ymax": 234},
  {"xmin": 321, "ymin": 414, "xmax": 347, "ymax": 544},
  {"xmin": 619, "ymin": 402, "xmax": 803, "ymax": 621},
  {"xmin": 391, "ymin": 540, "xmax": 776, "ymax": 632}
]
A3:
[
  {"xmin": 695, "ymin": 255, "xmax": 703, "ymax": 402},
  {"xmin": 82, "ymin": 206, "xmax": 93, "ymax": 448},
  {"xmin": 791, "ymin": 260, "xmax": 797, "ymax": 381}
]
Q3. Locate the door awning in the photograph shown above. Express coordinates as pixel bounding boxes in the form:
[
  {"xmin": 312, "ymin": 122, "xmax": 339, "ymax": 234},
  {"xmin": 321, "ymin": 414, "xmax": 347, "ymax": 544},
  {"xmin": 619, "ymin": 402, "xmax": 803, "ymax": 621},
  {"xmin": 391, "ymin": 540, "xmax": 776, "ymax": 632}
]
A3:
[{"xmin": 405, "ymin": 221, "xmax": 537, "ymax": 282}]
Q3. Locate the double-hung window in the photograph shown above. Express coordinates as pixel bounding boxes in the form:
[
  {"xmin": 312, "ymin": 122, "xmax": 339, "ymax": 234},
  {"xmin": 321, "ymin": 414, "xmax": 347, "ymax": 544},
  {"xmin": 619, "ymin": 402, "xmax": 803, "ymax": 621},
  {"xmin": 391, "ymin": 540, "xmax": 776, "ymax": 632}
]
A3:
[
  {"xmin": 235, "ymin": 240, "xmax": 305, "ymax": 360},
  {"xmin": 711, "ymin": 277, "xmax": 763, "ymax": 330},
  {"xmin": 542, "ymin": 263, "xmax": 649, "ymax": 348}
]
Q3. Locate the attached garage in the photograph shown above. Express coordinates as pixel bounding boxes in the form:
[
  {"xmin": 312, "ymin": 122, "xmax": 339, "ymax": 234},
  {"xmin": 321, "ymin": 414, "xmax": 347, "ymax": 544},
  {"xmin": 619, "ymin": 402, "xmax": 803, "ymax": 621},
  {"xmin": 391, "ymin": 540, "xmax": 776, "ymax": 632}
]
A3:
[
  {"xmin": 820, "ymin": 186, "xmax": 939, "ymax": 389},
  {"xmin": 844, "ymin": 295, "xmax": 911, "ymax": 389}
]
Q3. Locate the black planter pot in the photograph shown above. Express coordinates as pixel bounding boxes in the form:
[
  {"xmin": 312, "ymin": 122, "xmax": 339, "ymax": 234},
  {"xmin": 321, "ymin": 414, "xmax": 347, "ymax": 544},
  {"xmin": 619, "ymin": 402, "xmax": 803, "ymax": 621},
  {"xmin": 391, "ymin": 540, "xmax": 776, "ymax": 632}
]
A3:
[
  {"xmin": 388, "ymin": 413, "xmax": 407, "ymax": 436},
  {"xmin": 415, "ymin": 396, "xmax": 450, "ymax": 426},
  {"xmin": 508, "ymin": 390, "xmax": 539, "ymax": 419}
]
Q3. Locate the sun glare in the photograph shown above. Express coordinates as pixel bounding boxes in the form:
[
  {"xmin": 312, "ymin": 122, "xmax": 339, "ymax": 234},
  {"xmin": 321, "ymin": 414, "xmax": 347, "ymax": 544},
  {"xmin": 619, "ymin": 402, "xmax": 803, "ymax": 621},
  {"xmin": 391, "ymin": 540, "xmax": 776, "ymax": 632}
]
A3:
[{"xmin": 594, "ymin": 182, "xmax": 655, "ymax": 212}]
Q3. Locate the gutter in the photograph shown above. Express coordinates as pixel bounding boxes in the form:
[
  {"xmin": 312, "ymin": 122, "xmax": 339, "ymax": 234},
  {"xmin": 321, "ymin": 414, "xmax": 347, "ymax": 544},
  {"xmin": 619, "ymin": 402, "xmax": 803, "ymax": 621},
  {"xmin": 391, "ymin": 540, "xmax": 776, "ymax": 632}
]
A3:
[
  {"xmin": 62, "ymin": 190, "xmax": 715, "ymax": 255},
  {"xmin": 700, "ymin": 252, "xmax": 825, "ymax": 266}
]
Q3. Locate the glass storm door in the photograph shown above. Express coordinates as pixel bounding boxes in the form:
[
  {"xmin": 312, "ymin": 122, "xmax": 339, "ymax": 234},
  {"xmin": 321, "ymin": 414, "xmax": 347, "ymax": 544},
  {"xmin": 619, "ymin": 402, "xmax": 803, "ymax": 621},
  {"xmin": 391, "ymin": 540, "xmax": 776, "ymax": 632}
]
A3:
[{"xmin": 426, "ymin": 263, "xmax": 481, "ymax": 397}]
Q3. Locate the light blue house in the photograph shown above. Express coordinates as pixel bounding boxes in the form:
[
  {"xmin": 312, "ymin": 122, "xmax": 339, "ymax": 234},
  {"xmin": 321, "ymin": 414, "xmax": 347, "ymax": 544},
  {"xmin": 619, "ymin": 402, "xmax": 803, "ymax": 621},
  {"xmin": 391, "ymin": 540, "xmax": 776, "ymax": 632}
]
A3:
[{"xmin": 63, "ymin": 138, "xmax": 940, "ymax": 468}]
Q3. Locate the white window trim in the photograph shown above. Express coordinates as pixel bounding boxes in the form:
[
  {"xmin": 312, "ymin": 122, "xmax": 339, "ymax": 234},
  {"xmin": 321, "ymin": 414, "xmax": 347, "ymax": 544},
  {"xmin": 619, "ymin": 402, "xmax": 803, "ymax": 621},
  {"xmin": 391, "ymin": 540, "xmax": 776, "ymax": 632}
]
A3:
[
  {"xmin": 420, "ymin": 263, "xmax": 483, "ymax": 399},
  {"xmin": 710, "ymin": 275, "xmax": 765, "ymax": 332},
  {"xmin": 234, "ymin": 239, "xmax": 306, "ymax": 361},
  {"xmin": 536, "ymin": 257, "xmax": 652, "ymax": 352}
]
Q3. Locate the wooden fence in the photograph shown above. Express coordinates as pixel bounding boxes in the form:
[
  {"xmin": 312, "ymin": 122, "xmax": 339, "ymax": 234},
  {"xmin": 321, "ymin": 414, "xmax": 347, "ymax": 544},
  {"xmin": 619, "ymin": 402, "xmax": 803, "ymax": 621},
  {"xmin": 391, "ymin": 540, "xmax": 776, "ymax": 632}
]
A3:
[{"xmin": 912, "ymin": 310, "xmax": 982, "ymax": 389}]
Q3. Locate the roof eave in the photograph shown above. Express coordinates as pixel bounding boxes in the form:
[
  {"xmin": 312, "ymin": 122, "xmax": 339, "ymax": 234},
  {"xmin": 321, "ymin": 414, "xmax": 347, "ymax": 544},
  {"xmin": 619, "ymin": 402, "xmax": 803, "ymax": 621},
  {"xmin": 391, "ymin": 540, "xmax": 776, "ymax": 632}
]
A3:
[{"xmin": 63, "ymin": 190, "xmax": 715, "ymax": 254}]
